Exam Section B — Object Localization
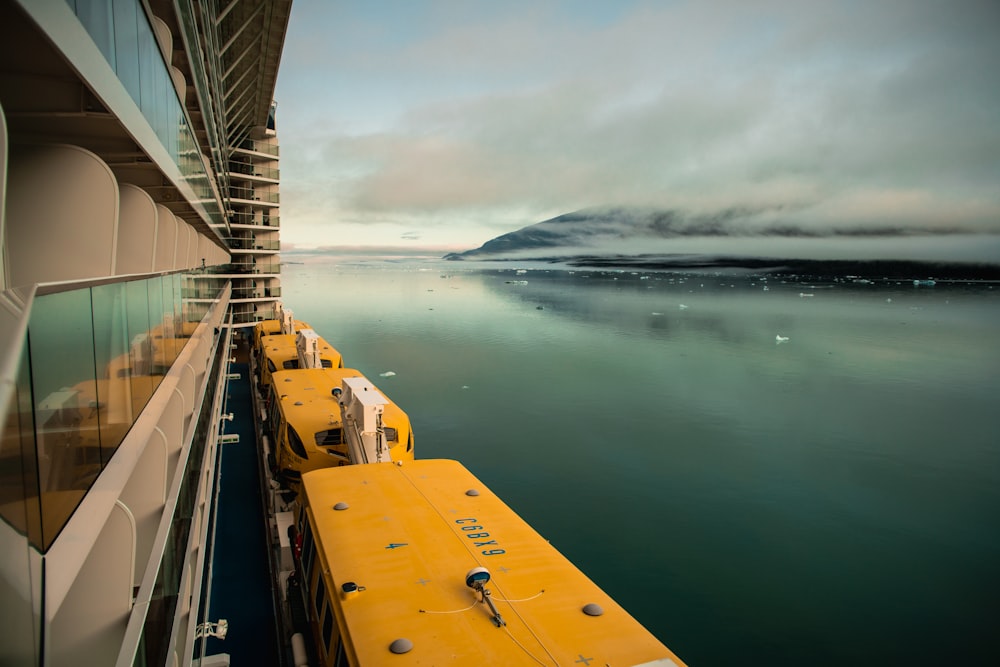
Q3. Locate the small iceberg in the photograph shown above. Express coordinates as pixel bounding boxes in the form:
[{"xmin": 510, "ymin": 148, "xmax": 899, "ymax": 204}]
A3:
[
  {"xmin": 379, "ymin": 371, "xmax": 396, "ymax": 377},
  {"xmin": 775, "ymin": 335, "xmax": 790, "ymax": 344},
  {"xmin": 913, "ymin": 279, "xmax": 936, "ymax": 286},
  {"xmin": 679, "ymin": 304, "xmax": 689, "ymax": 310}
]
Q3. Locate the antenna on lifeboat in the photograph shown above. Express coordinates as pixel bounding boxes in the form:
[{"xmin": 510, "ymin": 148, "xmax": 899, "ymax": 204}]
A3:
[{"xmin": 466, "ymin": 567, "xmax": 505, "ymax": 627}]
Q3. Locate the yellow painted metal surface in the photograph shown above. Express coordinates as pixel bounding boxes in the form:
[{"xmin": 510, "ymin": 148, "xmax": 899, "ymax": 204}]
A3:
[
  {"xmin": 273, "ymin": 369, "xmax": 414, "ymax": 480},
  {"xmin": 259, "ymin": 332, "xmax": 343, "ymax": 395},
  {"xmin": 302, "ymin": 460, "xmax": 686, "ymax": 666},
  {"xmin": 253, "ymin": 318, "xmax": 312, "ymax": 357}
]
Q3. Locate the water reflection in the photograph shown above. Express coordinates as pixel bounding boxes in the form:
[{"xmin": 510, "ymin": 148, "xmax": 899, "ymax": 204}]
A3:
[{"xmin": 282, "ymin": 260, "xmax": 1000, "ymax": 666}]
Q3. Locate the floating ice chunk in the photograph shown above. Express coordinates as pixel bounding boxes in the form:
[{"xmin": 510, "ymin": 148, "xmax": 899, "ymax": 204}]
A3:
[
  {"xmin": 516, "ymin": 269, "xmax": 527, "ymax": 275},
  {"xmin": 799, "ymin": 293, "xmax": 814, "ymax": 297},
  {"xmin": 505, "ymin": 280, "xmax": 528, "ymax": 285},
  {"xmin": 379, "ymin": 371, "xmax": 396, "ymax": 377},
  {"xmin": 679, "ymin": 304, "xmax": 689, "ymax": 310},
  {"xmin": 775, "ymin": 335, "xmax": 789, "ymax": 343},
  {"xmin": 651, "ymin": 312, "xmax": 663, "ymax": 316},
  {"xmin": 461, "ymin": 385, "xmax": 470, "ymax": 390}
]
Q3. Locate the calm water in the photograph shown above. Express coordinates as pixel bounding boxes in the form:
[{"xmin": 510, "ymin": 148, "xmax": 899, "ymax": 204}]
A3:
[{"xmin": 279, "ymin": 258, "xmax": 1000, "ymax": 666}]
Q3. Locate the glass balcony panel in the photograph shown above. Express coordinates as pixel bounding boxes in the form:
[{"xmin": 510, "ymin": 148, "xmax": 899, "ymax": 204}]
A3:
[
  {"xmin": 28, "ymin": 290, "xmax": 101, "ymax": 549},
  {"xmin": 0, "ymin": 344, "xmax": 43, "ymax": 550},
  {"xmin": 126, "ymin": 280, "xmax": 157, "ymax": 413},
  {"xmin": 92, "ymin": 282, "xmax": 132, "ymax": 463}
]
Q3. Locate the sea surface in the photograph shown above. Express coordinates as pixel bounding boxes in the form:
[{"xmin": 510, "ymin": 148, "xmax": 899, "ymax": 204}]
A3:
[{"xmin": 278, "ymin": 257, "xmax": 1000, "ymax": 666}]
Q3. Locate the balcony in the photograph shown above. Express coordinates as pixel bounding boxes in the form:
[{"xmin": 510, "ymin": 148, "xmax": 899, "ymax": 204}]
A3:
[
  {"xmin": 235, "ymin": 138, "xmax": 280, "ymax": 157},
  {"xmin": 229, "ymin": 212, "xmax": 280, "ymax": 228},
  {"xmin": 227, "ymin": 161, "xmax": 280, "ymax": 180},
  {"xmin": 208, "ymin": 262, "xmax": 282, "ymax": 275},
  {"xmin": 226, "ymin": 238, "xmax": 280, "ymax": 251},
  {"xmin": 231, "ymin": 285, "xmax": 282, "ymax": 299},
  {"xmin": 229, "ymin": 186, "xmax": 279, "ymax": 204}
]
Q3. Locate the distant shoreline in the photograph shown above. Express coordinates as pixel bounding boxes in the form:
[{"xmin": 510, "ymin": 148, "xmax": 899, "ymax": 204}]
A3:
[{"xmin": 446, "ymin": 253, "xmax": 1000, "ymax": 280}]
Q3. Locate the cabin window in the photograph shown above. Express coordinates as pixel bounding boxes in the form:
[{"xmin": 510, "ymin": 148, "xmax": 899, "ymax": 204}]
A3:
[
  {"xmin": 321, "ymin": 359, "xmax": 333, "ymax": 368},
  {"xmin": 282, "ymin": 359, "xmax": 300, "ymax": 369},
  {"xmin": 384, "ymin": 427, "xmax": 398, "ymax": 442},
  {"xmin": 267, "ymin": 359, "xmax": 276, "ymax": 373},
  {"xmin": 315, "ymin": 429, "xmax": 342, "ymax": 447},
  {"xmin": 322, "ymin": 603, "xmax": 334, "ymax": 652},
  {"xmin": 315, "ymin": 575, "xmax": 326, "ymax": 616},
  {"xmin": 287, "ymin": 425, "xmax": 308, "ymax": 458}
]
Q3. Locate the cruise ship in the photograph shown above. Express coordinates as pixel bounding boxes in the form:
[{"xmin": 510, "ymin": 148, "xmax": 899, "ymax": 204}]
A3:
[
  {"xmin": 0, "ymin": 2, "xmax": 688, "ymax": 666},
  {"xmin": 0, "ymin": 0, "xmax": 291, "ymax": 664}
]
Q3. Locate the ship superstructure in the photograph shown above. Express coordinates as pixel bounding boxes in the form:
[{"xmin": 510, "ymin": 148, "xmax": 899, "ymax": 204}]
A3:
[{"xmin": 0, "ymin": 0, "xmax": 291, "ymax": 664}]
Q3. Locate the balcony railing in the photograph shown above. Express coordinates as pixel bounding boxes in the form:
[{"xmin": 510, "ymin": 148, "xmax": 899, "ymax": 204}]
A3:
[
  {"xmin": 208, "ymin": 262, "xmax": 282, "ymax": 275},
  {"xmin": 231, "ymin": 286, "xmax": 281, "ymax": 299},
  {"xmin": 227, "ymin": 162, "xmax": 280, "ymax": 180},
  {"xmin": 236, "ymin": 138, "xmax": 280, "ymax": 157},
  {"xmin": 0, "ymin": 272, "xmax": 212, "ymax": 552},
  {"xmin": 226, "ymin": 238, "xmax": 280, "ymax": 251},
  {"xmin": 229, "ymin": 212, "xmax": 280, "ymax": 227},
  {"xmin": 229, "ymin": 186, "xmax": 279, "ymax": 204}
]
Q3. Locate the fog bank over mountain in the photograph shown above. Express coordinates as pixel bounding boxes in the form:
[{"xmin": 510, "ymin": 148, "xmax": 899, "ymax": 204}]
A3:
[{"xmin": 445, "ymin": 207, "xmax": 1000, "ymax": 267}]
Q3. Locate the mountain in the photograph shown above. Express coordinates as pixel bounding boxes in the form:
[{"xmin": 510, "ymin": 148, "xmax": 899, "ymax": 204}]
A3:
[
  {"xmin": 442, "ymin": 206, "xmax": 1000, "ymax": 277},
  {"xmin": 443, "ymin": 205, "xmax": 915, "ymax": 260},
  {"xmin": 445, "ymin": 206, "xmax": 762, "ymax": 259}
]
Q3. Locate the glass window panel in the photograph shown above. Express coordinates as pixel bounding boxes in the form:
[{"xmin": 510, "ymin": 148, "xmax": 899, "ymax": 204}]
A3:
[
  {"xmin": 154, "ymin": 59, "xmax": 169, "ymax": 148},
  {"xmin": 75, "ymin": 0, "xmax": 116, "ymax": 68},
  {"xmin": 137, "ymin": 14, "xmax": 160, "ymax": 138},
  {"xmin": 112, "ymin": 0, "xmax": 141, "ymax": 104}
]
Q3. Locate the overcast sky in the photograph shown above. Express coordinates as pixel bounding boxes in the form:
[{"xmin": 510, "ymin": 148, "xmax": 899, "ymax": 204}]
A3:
[{"xmin": 273, "ymin": 0, "xmax": 1000, "ymax": 253}]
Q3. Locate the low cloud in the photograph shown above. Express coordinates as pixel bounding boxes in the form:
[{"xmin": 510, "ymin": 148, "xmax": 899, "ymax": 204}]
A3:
[{"xmin": 277, "ymin": 0, "xmax": 1000, "ymax": 248}]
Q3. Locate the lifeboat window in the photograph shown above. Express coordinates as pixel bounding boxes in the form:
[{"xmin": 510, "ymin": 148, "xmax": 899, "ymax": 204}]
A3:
[
  {"xmin": 282, "ymin": 359, "xmax": 300, "ymax": 369},
  {"xmin": 315, "ymin": 429, "xmax": 342, "ymax": 446},
  {"xmin": 384, "ymin": 427, "xmax": 398, "ymax": 442},
  {"xmin": 302, "ymin": 523, "xmax": 315, "ymax": 578},
  {"xmin": 333, "ymin": 640, "xmax": 347, "ymax": 667},
  {"xmin": 267, "ymin": 359, "xmax": 276, "ymax": 373},
  {"xmin": 287, "ymin": 425, "xmax": 308, "ymax": 458},
  {"xmin": 322, "ymin": 604, "xmax": 334, "ymax": 652},
  {"xmin": 315, "ymin": 575, "xmax": 326, "ymax": 615}
]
